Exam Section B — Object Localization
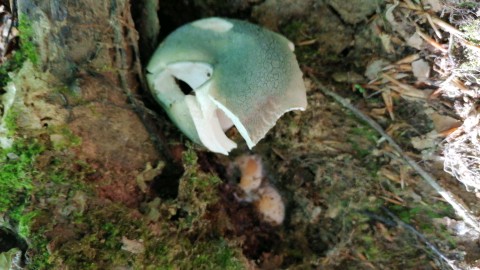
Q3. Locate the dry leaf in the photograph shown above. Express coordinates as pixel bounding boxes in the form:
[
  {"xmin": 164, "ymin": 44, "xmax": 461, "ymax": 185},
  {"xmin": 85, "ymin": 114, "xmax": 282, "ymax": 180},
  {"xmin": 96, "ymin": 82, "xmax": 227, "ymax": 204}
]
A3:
[
  {"xmin": 406, "ymin": 32, "xmax": 424, "ymax": 50},
  {"xmin": 380, "ymin": 167, "xmax": 401, "ymax": 183},
  {"xmin": 423, "ymin": 0, "xmax": 443, "ymax": 12},
  {"xmin": 424, "ymin": 108, "xmax": 462, "ymax": 132},
  {"xmin": 121, "ymin": 237, "xmax": 145, "ymax": 254},
  {"xmin": 395, "ymin": 54, "xmax": 420, "ymax": 65},
  {"xmin": 411, "ymin": 130, "xmax": 439, "ymax": 150},
  {"xmin": 411, "ymin": 59, "xmax": 430, "ymax": 82},
  {"xmin": 365, "ymin": 59, "xmax": 390, "ymax": 80},
  {"xmin": 380, "ymin": 33, "xmax": 394, "ymax": 53},
  {"xmin": 381, "ymin": 88, "xmax": 395, "ymax": 120},
  {"xmin": 391, "ymin": 73, "xmax": 410, "ymax": 80},
  {"xmin": 385, "ymin": 3, "xmax": 399, "ymax": 28}
]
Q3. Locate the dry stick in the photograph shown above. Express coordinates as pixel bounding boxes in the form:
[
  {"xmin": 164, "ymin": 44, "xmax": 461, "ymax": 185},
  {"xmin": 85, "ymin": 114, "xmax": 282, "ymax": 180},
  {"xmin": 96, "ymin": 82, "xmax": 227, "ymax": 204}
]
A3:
[{"xmin": 310, "ymin": 76, "xmax": 480, "ymax": 232}]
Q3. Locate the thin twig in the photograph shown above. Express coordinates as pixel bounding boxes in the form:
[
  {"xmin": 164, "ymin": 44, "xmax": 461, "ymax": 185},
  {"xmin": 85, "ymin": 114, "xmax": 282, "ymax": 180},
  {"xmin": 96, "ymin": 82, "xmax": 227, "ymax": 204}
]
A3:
[
  {"xmin": 310, "ymin": 76, "xmax": 480, "ymax": 233},
  {"xmin": 382, "ymin": 73, "xmax": 428, "ymax": 98},
  {"xmin": 382, "ymin": 207, "xmax": 461, "ymax": 270},
  {"xmin": 430, "ymin": 16, "xmax": 465, "ymax": 39},
  {"xmin": 430, "ymin": 17, "xmax": 480, "ymax": 53},
  {"xmin": 416, "ymin": 27, "xmax": 448, "ymax": 53},
  {"xmin": 426, "ymin": 13, "xmax": 443, "ymax": 39}
]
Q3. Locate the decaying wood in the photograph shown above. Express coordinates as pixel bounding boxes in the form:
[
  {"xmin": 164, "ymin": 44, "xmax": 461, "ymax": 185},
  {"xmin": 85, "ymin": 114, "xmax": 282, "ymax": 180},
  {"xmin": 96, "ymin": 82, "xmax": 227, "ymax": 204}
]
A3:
[{"xmin": 15, "ymin": 0, "xmax": 161, "ymax": 206}]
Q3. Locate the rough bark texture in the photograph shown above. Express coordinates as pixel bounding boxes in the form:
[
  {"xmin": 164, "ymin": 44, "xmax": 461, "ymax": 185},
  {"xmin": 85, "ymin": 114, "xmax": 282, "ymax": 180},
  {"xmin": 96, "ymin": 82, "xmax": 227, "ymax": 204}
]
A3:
[{"xmin": 17, "ymin": 0, "xmax": 160, "ymax": 206}]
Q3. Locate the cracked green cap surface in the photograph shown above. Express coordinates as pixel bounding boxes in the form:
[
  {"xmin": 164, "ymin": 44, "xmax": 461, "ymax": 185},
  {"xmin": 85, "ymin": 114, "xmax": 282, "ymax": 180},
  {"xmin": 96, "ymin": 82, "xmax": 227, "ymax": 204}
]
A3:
[{"xmin": 146, "ymin": 17, "xmax": 307, "ymax": 155}]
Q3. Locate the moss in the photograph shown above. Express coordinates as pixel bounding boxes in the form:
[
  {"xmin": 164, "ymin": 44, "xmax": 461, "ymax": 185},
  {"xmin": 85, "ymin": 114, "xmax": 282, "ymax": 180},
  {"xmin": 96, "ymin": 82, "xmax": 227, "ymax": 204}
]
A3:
[
  {"xmin": 18, "ymin": 140, "xmax": 243, "ymax": 269},
  {"xmin": 388, "ymin": 202, "xmax": 454, "ymax": 225},
  {"xmin": 9, "ymin": 208, "xmax": 38, "ymax": 238},
  {"xmin": 338, "ymin": 200, "xmax": 456, "ymax": 268},
  {"xmin": 387, "ymin": 202, "xmax": 457, "ymax": 247},
  {"xmin": 48, "ymin": 126, "xmax": 82, "ymax": 151},
  {"xmin": 55, "ymin": 84, "xmax": 90, "ymax": 107},
  {"xmin": 461, "ymin": 20, "xmax": 480, "ymax": 43},
  {"xmin": 35, "ymin": 183, "xmax": 242, "ymax": 269},
  {"xmin": 181, "ymin": 240, "xmax": 243, "ymax": 270},
  {"xmin": 351, "ymin": 125, "xmax": 378, "ymax": 144},
  {"xmin": 2, "ymin": 108, "xmax": 18, "ymax": 137},
  {"xmin": 348, "ymin": 124, "xmax": 379, "ymax": 160},
  {"xmin": 0, "ymin": 135, "xmax": 82, "ymax": 268},
  {"xmin": 0, "ymin": 15, "xmax": 38, "ymax": 87},
  {"xmin": 17, "ymin": 15, "xmax": 39, "ymax": 65},
  {"xmin": 47, "ymin": 204, "xmax": 146, "ymax": 269},
  {"xmin": 0, "ymin": 140, "xmax": 44, "ymax": 214},
  {"xmin": 179, "ymin": 145, "xmax": 221, "ymax": 198},
  {"xmin": 0, "ymin": 141, "xmax": 45, "ymax": 267},
  {"xmin": 458, "ymin": 2, "xmax": 479, "ymax": 9},
  {"xmin": 27, "ymin": 235, "xmax": 52, "ymax": 270},
  {"xmin": 281, "ymin": 21, "xmax": 305, "ymax": 40}
]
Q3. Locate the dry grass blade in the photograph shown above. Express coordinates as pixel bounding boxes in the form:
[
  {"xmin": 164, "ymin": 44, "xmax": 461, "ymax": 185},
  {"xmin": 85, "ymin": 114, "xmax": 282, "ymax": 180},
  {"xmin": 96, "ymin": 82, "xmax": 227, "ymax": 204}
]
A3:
[
  {"xmin": 430, "ymin": 16, "xmax": 480, "ymax": 53},
  {"xmin": 382, "ymin": 73, "xmax": 429, "ymax": 98},
  {"xmin": 439, "ymin": 126, "xmax": 459, "ymax": 137},
  {"xmin": 310, "ymin": 75, "xmax": 480, "ymax": 233},
  {"xmin": 400, "ymin": 0, "xmax": 421, "ymax": 11},
  {"xmin": 380, "ymin": 196, "xmax": 405, "ymax": 206},
  {"xmin": 394, "ymin": 53, "xmax": 420, "ymax": 65},
  {"xmin": 431, "ymin": 17, "xmax": 466, "ymax": 39},
  {"xmin": 381, "ymin": 88, "xmax": 395, "ymax": 120},
  {"xmin": 425, "ymin": 13, "xmax": 442, "ymax": 39},
  {"xmin": 416, "ymin": 28, "xmax": 448, "ymax": 53},
  {"xmin": 297, "ymin": 39, "xmax": 317, "ymax": 46}
]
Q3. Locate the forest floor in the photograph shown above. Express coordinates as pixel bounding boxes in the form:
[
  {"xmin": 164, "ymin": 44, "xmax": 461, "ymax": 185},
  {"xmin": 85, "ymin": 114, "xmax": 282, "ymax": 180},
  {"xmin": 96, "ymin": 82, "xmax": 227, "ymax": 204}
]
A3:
[{"xmin": 0, "ymin": 0, "xmax": 480, "ymax": 269}]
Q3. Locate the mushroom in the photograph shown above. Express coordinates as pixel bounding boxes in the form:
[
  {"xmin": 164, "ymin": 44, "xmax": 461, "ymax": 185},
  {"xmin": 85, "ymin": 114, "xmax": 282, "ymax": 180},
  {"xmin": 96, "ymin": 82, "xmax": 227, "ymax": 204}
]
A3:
[
  {"xmin": 146, "ymin": 17, "xmax": 307, "ymax": 155},
  {"xmin": 256, "ymin": 185, "xmax": 285, "ymax": 226},
  {"xmin": 236, "ymin": 155, "xmax": 263, "ymax": 195},
  {"xmin": 234, "ymin": 155, "xmax": 286, "ymax": 225}
]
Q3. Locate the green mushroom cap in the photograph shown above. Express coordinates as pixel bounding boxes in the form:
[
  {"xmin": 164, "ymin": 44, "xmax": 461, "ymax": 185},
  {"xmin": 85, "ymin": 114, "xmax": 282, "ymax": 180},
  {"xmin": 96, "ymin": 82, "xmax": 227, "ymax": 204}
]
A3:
[{"xmin": 146, "ymin": 17, "xmax": 307, "ymax": 155}]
